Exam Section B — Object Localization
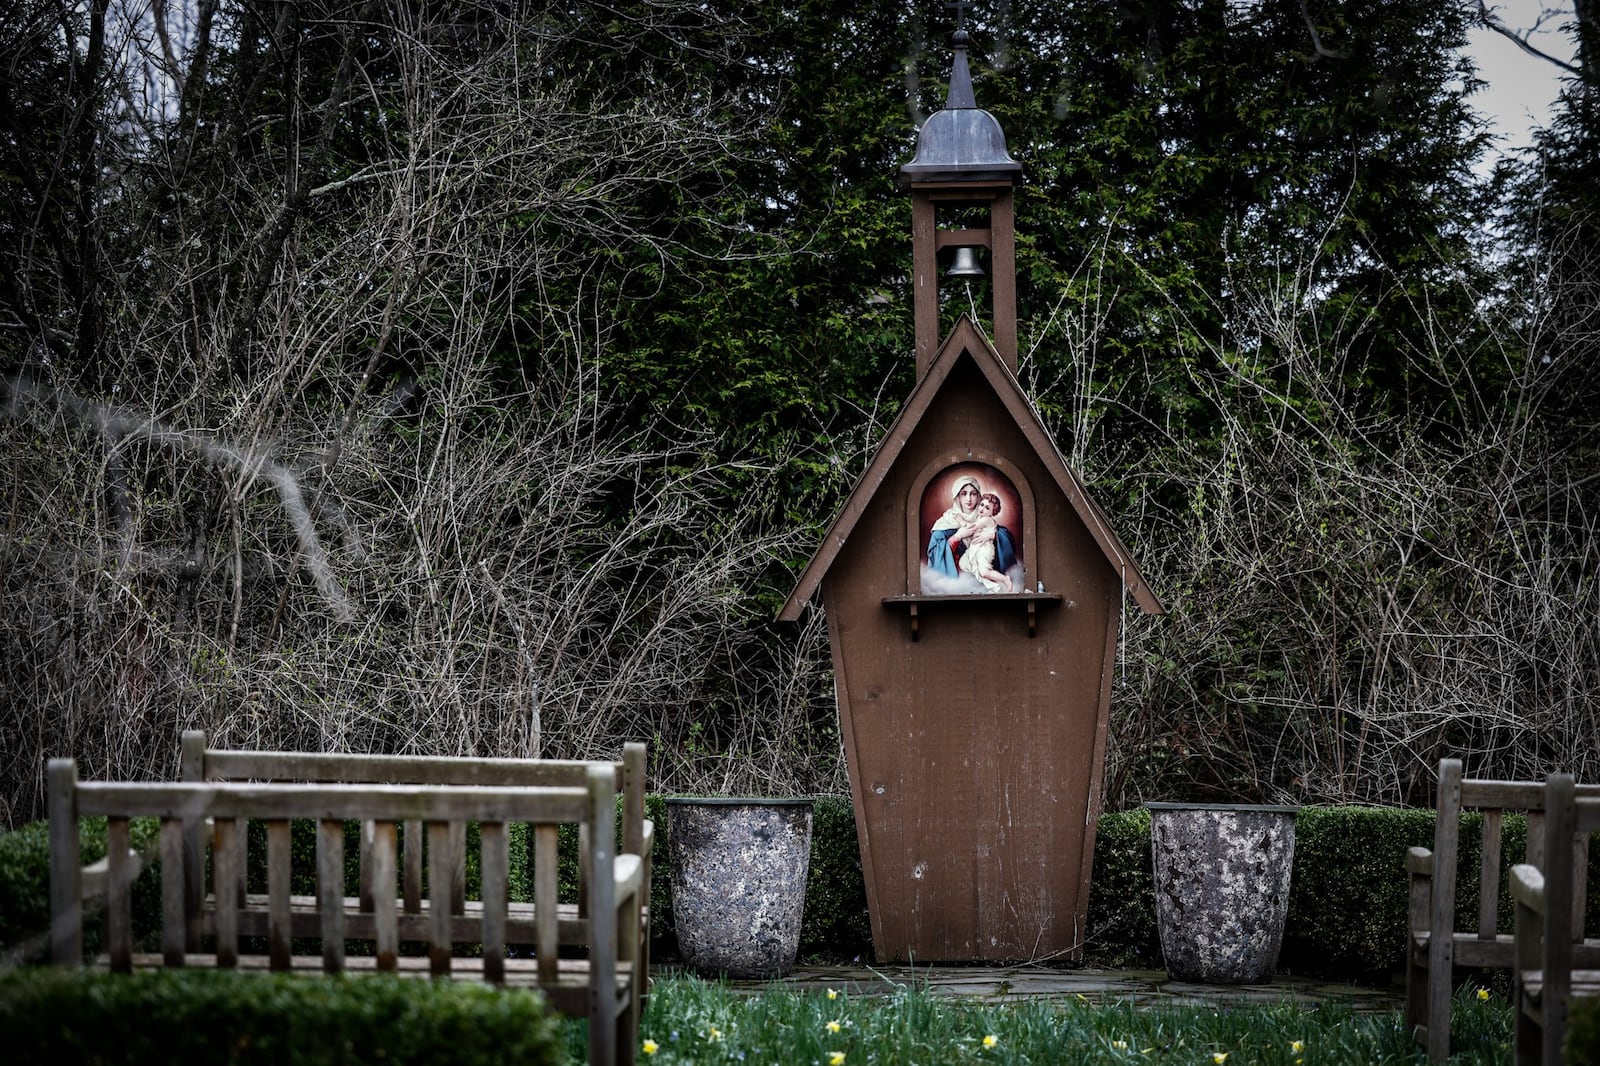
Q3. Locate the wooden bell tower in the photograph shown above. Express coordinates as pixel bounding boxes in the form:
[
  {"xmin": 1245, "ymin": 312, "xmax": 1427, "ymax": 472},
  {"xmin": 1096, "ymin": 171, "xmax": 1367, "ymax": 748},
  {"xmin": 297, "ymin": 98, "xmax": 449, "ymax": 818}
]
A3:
[{"xmin": 900, "ymin": 18, "xmax": 1021, "ymax": 378}]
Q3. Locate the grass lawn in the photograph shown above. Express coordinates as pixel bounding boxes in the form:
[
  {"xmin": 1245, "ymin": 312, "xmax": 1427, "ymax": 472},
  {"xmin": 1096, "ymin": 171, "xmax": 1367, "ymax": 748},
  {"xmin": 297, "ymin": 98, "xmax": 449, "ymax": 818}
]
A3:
[{"xmin": 569, "ymin": 975, "xmax": 1513, "ymax": 1064}]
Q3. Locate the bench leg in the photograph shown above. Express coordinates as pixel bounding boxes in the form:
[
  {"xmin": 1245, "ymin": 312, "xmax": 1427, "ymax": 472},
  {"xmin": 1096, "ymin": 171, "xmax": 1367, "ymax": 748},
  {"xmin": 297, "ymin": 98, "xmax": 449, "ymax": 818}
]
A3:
[{"xmin": 1514, "ymin": 990, "xmax": 1540, "ymax": 1066}]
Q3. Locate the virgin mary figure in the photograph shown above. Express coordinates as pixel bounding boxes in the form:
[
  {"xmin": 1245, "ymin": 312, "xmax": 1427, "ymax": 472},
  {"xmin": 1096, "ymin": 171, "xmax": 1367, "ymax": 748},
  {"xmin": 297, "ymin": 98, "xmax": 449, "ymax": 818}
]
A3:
[{"xmin": 925, "ymin": 474, "xmax": 1016, "ymax": 585}]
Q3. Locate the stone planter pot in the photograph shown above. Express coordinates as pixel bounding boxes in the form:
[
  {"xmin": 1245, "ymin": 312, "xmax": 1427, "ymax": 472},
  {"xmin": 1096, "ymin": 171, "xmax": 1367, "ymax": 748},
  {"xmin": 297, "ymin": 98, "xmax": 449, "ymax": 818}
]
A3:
[
  {"xmin": 1146, "ymin": 802, "xmax": 1299, "ymax": 984},
  {"xmin": 665, "ymin": 797, "xmax": 814, "ymax": 979}
]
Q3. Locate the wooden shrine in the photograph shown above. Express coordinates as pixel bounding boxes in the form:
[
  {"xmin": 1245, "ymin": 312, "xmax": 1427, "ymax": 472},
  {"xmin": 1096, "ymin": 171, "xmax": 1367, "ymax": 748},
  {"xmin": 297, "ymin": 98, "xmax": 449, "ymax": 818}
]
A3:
[{"xmin": 779, "ymin": 20, "xmax": 1163, "ymax": 963}]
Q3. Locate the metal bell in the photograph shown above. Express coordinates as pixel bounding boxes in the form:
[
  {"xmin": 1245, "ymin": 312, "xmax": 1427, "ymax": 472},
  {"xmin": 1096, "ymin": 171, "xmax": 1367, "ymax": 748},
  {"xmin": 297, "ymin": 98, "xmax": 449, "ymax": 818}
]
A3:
[{"xmin": 946, "ymin": 246, "xmax": 985, "ymax": 278}]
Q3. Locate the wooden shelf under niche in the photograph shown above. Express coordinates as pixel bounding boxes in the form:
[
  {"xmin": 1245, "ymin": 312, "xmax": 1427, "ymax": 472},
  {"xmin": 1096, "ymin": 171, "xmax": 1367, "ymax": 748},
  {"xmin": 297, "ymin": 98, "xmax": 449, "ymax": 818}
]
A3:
[{"xmin": 882, "ymin": 592, "xmax": 1066, "ymax": 640}]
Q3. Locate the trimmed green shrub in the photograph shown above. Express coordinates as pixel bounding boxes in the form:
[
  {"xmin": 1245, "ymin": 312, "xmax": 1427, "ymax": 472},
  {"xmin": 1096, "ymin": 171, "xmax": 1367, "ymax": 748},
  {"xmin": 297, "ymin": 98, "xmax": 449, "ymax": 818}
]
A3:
[
  {"xmin": 0, "ymin": 816, "xmax": 164, "ymax": 959},
  {"xmin": 0, "ymin": 967, "xmax": 562, "ymax": 1065},
  {"xmin": 1083, "ymin": 809, "xmax": 1160, "ymax": 968},
  {"xmin": 1567, "ymin": 994, "xmax": 1600, "ymax": 1066},
  {"xmin": 1283, "ymin": 806, "xmax": 1440, "ymax": 981},
  {"xmin": 11, "ymin": 797, "xmax": 1596, "ymax": 984},
  {"xmin": 801, "ymin": 796, "xmax": 873, "ymax": 955}
]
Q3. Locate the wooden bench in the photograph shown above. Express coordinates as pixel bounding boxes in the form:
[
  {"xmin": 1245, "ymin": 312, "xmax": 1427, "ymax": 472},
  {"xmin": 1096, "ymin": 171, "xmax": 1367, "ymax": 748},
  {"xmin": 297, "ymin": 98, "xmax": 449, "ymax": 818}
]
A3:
[
  {"xmin": 1512, "ymin": 773, "xmax": 1600, "ymax": 1065},
  {"xmin": 48, "ymin": 758, "xmax": 644, "ymax": 1066},
  {"xmin": 177, "ymin": 729, "xmax": 652, "ymax": 1025},
  {"xmin": 1405, "ymin": 758, "xmax": 1600, "ymax": 1062}
]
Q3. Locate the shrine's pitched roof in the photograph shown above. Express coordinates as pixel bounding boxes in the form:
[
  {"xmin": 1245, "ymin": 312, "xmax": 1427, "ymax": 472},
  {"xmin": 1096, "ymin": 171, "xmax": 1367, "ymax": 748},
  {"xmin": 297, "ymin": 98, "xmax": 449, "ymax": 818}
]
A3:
[{"xmin": 778, "ymin": 316, "xmax": 1163, "ymax": 619}]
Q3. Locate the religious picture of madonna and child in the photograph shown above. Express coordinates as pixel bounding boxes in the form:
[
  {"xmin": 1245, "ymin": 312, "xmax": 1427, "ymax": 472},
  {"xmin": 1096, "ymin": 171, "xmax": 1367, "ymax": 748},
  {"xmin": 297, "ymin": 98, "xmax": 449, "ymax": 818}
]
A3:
[{"xmin": 920, "ymin": 462, "xmax": 1024, "ymax": 594}]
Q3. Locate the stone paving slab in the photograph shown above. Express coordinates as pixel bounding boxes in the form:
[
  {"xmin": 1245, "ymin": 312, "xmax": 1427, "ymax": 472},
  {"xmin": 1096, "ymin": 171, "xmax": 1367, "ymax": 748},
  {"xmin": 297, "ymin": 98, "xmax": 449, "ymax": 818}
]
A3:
[{"xmin": 668, "ymin": 964, "xmax": 1402, "ymax": 1013}]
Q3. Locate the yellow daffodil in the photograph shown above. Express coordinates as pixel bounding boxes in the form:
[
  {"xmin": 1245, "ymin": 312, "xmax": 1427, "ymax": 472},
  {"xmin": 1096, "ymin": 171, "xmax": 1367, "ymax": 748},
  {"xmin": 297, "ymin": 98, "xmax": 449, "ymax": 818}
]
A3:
[
  {"xmin": 1112, "ymin": 1039, "xmax": 1129, "ymax": 1050},
  {"xmin": 829, "ymin": 1053, "xmax": 846, "ymax": 1066},
  {"xmin": 1477, "ymin": 988, "xmax": 1491, "ymax": 1002},
  {"xmin": 1290, "ymin": 1040, "xmax": 1304, "ymax": 1053},
  {"xmin": 1212, "ymin": 1054, "xmax": 1229, "ymax": 1065},
  {"xmin": 826, "ymin": 1020, "xmax": 842, "ymax": 1034},
  {"xmin": 983, "ymin": 1034, "xmax": 998, "ymax": 1049},
  {"xmin": 642, "ymin": 1039, "xmax": 658, "ymax": 1056},
  {"xmin": 708, "ymin": 1027, "xmax": 723, "ymax": 1042},
  {"xmin": 827, "ymin": 988, "xmax": 839, "ymax": 1000}
]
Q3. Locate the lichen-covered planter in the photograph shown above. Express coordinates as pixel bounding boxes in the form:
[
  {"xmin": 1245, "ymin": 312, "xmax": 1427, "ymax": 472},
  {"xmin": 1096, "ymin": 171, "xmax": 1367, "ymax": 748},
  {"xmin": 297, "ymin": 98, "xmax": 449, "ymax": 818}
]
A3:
[
  {"xmin": 666, "ymin": 798, "xmax": 813, "ymax": 979},
  {"xmin": 1147, "ymin": 802, "xmax": 1298, "ymax": 984}
]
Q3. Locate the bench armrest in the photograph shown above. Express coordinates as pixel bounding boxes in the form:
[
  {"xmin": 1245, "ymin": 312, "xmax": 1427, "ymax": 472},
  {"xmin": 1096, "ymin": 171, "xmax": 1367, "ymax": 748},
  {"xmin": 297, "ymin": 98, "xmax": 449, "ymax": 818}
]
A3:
[
  {"xmin": 1512, "ymin": 863, "xmax": 1545, "ymax": 910},
  {"xmin": 614, "ymin": 854, "xmax": 643, "ymax": 903},
  {"xmin": 80, "ymin": 849, "xmax": 144, "ymax": 901}
]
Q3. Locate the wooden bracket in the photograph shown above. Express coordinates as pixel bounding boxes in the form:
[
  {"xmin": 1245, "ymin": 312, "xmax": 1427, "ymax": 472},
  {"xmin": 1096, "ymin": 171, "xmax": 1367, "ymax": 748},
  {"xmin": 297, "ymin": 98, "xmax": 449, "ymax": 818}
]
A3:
[
  {"xmin": 909, "ymin": 603, "xmax": 919, "ymax": 642},
  {"xmin": 1027, "ymin": 600, "xmax": 1036, "ymax": 638}
]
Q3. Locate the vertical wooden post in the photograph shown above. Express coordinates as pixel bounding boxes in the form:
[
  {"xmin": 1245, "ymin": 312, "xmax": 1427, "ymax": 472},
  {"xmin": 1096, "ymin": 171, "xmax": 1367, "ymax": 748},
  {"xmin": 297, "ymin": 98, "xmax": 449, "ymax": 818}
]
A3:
[
  {"xmin": 1544, "ymin": 773, "xmax": 1576, "ymax": 1066},
  {"xmin": 623, "ymin": 743, "xmax": 646, "ymax": 857},
  {"xmin": 1406, "ymin": 850, "xmax": 1431, "ymax": 1043},
  {"xmin": 989, "ymin": 190, "xmax": 1016, "ymax": 369},
  {"xmin": 912, "ymin": 193, "xmax": 939, "ymax": 378},
  {"xmin": 1424, "ymin": 759, "xmax": 1463, "ymax": 1061},
  {"xmin": 586, "ymin": 764, "xmax": 617, "ymax": 1066},
  {"xmin": 179, "ymin": 729, "xmax": 206, "ymax": 950},
  {"xmin": 623, "ymin": 740, "xmax": 650, "ymax": 1002},
  {"xmin": 48, "ymin": 758, "xmax": 82, "ymax": 966}
]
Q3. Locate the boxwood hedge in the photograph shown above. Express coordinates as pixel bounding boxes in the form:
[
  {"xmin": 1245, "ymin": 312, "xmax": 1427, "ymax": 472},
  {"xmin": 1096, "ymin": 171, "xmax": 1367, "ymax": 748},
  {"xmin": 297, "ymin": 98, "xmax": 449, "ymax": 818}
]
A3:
[
  {"xmin": 0, "ymin": 968, "xmax": 562, "ymax": 1066},
  {"xmin": 8, "ymin": 797, "xmax": 1592, "ymax": 984}
]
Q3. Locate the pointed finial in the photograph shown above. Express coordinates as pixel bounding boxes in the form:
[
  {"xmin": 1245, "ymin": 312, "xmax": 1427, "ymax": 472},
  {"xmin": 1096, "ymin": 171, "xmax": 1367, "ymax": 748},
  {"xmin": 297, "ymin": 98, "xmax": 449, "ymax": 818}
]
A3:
[
  {"xmin": 900, "ymin": 0, "xmax": 1019, "ymax": 184},
  {"xmin": 943, "ymin": 1, "xmax": 977, "ymax": 109}
]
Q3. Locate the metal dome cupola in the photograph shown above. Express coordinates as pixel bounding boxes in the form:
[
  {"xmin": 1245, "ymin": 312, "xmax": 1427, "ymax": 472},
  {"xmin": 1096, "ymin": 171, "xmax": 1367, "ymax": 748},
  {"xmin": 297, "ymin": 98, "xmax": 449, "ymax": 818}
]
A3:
[{"xmin": 900, "ymin": 27, "xmax": 1021, "ymax": 184}]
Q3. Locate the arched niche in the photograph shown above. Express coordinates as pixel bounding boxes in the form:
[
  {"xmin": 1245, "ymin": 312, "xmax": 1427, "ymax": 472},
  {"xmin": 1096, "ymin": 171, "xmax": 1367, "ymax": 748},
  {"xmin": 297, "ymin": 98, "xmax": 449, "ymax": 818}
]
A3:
[{"xmin": 904, "ymin": 453, "xmax": 1037, "ymax": 596}]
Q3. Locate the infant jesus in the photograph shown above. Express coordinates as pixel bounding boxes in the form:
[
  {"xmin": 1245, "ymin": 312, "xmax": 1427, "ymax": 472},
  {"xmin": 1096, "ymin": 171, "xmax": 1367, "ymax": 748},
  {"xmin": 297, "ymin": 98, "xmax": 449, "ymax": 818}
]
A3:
[{"xmin": 958, "ymin": 493, "xmax": 1012, "ymax": 592}]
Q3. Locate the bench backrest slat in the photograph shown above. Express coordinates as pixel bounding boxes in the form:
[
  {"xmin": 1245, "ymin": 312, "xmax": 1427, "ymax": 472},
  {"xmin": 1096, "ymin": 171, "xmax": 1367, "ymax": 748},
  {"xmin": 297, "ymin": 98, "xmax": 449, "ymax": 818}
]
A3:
[
  {"xmin": 427, "ymin": 820, "xmax": 454, "ymax": 977},
  {"xmin": 214, "ymin": 816, "xmax": 241, "ymax": 968},
  {"xmin": 536, "ymin": 823, "xmax": 559, "ymax": 984},
  {"xmin": 403, "ymin": 820, "xmax": 423, "ymax": 913},
  {"xmin": 372, "ymin": 820, "xmax": 398, "ymax": 971},
  {"xmin": 159, "ymin": 819, "xmax": 186, "ymax": 965},
  {"xmin": 106, "ymin": 817, "xmax": 132, "ymax": 972},
  {"xmin": 317, "ymin": 819, "xmax": 345, "ymax": 974},
  {"xmin": 267, "ymin": 819, "xmax": 292, "ymax": 970},
  {"xmin": 1479, "ymin": 808, "xmax": 1503, "ymax": 939},
  {"xmin": 481, "ymin": 821, "xmax": 508, "ymax": 985}
]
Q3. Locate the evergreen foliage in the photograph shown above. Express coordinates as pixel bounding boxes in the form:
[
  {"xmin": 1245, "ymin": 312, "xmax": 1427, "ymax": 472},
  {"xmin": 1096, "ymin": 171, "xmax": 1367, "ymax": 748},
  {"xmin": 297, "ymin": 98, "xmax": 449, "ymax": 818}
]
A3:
[
  {"xmin": 0, "ymin": 0, "xmax": 1596, "ymax": 816},
  {"xmin": 0, "ymin": 968, "xmax": 563, "ymax": 1066}
]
